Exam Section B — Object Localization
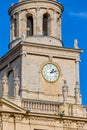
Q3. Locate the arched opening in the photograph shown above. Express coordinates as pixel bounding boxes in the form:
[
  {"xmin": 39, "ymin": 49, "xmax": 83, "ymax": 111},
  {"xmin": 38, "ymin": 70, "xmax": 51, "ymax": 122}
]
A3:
[
  {"xmin": 13, "ymin": 13, "xmax": 19, "ymax": 39},
  {"xmin": 14, "ymin": 18, "xmax": 18, "ymax": 38},
  {"xmin": 8, "ymin": 70, "xmax": 14, "ymax": 96},
  {"xmin": 27, "ymin": 14, "xmax": 33, "ymax": 36},
  {"xmin": 43, "ymin": 13, "xmax": 51, "ymax": 36}
]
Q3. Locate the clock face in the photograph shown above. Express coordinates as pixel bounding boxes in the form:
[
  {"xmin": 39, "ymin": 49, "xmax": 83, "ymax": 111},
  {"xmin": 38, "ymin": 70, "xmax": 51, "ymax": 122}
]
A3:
[{"xmin": 42, "ymin": 63, "xmax": 60, "ymax": 82}]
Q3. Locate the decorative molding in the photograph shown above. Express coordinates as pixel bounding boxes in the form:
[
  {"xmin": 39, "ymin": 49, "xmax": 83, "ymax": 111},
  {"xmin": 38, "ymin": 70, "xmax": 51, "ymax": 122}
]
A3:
[
  {"xmin": 29, "ymin": 116, "xmax": 55, "ymax": 126},
  {"xmin": 76, "ymin": 121, "xmax": 85, "ymax": 129},
  {"xmin": 20, "ymin": 52, "xmax": 27, "ymax": 57},
  {"xmin": 63, "ymin": 120, "xmax": 72, "ymax": 127},
  {"xmin": 14, "ymin": 114, "xmax": 24, "ymax": 122},
  {"xmin": 1, "ymin": 113, "xmax": 10, "ymax": 121}
]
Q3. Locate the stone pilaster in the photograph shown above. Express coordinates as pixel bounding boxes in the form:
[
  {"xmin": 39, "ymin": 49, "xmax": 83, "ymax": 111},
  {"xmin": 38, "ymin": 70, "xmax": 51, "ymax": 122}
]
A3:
[
  {"xmin": 62, "ymin": 80, "xmax": 68, "ymax": 103},
  {"xmin": 74, "ymin": 82, "xmax": 81, "ymax": 104},
  {"xmin": 20, "ymin": 52, "xmax": 28, "ymax": 99},
  {"xmin": 75, "ymin": 58, "xmax": 80, "ymax": 85},
  {"xmin": 20, "ymin": 86, "xmax": 28, "ymax": 99}
]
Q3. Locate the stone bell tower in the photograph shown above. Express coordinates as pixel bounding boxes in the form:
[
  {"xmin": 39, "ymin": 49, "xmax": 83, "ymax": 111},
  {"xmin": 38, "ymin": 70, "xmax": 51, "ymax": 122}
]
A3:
[
  {"xmin": 0, "ymin": 0, "xmax": 83, "ymax": 109},
  {"xmin": 7, "ymin": 0, "xmax": 65, "ymax": 100},
  {"xmin": 0, "ymin": 0, "xmax": 87, "ymax": 130}
]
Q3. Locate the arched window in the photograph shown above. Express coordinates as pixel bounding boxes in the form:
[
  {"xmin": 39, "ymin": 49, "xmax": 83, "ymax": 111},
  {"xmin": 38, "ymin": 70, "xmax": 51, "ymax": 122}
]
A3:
[
  {"xmin": 43, "ymin": 13, "xmax": 51, "ymax": 36},
  {"xmin": 14, "ymin": 18, "xmax": 17, "ymax": 38},
  {"xmin": 8, "ymin": 70, "xmax": 14, "ymax": 96},
  {"xmin": 13, "ymin": 13, "xmax": 19, "ymax": 38},
  {"xmin": 27, "ymin": 14, "xmax": 33, "ymax": 36}
]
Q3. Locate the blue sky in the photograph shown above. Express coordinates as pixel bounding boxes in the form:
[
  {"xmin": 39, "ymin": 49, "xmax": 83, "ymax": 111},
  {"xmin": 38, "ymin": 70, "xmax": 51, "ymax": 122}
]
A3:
[{"xmin": 0, "ymin": 0, "xmax": 87, "ymax": 105}]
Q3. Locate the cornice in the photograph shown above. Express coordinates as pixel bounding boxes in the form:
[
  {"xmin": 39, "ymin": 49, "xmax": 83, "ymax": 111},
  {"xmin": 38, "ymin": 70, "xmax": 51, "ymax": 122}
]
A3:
[
  {"xmin": 0, "ymin": 41, "xmax": 83, "ymax": 65},
  {"xmin": 26, "ymin": 112, "xmax": 87, "ymax": 122},
  {"xmin": 22, "ymin": 41, "xmax": 83, "ymax": 53},
  {"xmin": 8, "ymin": 0, "xmax": 64, "ymax": 14},
  {"xmin": 0, "ymin": 110, "xmax": 87, "ymax": 125},
  {"xmin": 0, "ymin": 44, "xmax": 21, "ymax": 66}
]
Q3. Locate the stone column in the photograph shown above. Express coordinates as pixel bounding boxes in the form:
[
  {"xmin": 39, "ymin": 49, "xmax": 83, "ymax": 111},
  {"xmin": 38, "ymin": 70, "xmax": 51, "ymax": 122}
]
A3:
[
  {"xmin": 74, "ymin": 58, "xmax": 81, "ymax": 104},
  {"xmin": 56, "ymin": 13, "xmax": 61, "ymax": 39},
  {"xmin": 21, "ymin": 11, "xmax": 27, "ymax": 37},
  {"xmin": 62, "ymin": 80, "xmax": 68, "ymax": 103},
  {"xmin": 75, "ymin": 59, "xmax": 80, "ymax": 84},
  {"xmin": 51, "ymin": 11, "xmax": 62, "ymax": 39},
  {"xmin": 33, "ymin": 11, "xmax": 37, "ymax": 35},
  {"xmin": 1, "ymin": 74, "xmax": 8, "ymax": 97},
  {"xmin": 51, "ymin": 11, "xmax": 56, "ymax": 37},
  {"xmin": 36, "ymin": 7, "xmax": 43, "ymax": 35}
]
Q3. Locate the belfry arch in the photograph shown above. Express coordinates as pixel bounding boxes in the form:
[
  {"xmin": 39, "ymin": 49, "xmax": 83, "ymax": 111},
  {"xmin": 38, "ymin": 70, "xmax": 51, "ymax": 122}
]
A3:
[
  {"xmin": 43, "ymin": 13, "xmax": 51, "ymax": 36},
  {"xmin": 8, "ymin": 70, "xmax": 14, "ymax": 96},
  {"xmin": 26, "ymin": 14, "xmax": 33, "ymax": 36}
]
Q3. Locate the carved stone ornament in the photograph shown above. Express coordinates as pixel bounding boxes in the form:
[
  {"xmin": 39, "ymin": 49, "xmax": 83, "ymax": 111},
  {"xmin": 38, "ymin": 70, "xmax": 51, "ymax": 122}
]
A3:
[
  {"xmin": 1, "ymin": 74, "xmax": 8, "ymax": 96},
  {"xmin": 2, "ymin": 74, "xmax": 8, "ymax": 86},
  {"xmin": 30, "ymin": 116, "xmax": 54, "ymax": 126},
  {"xmin": 62, "ymin": 80, "xmax": 68, "ymax": 103},
  {"xmin": 14, "ymin": 114, "xmax": 24, "ymax": 122},
  {"xmin": 63, "ymin": 120, "xmax": 72, "ymax": 127},
  {"xmin": 1, "ymin": 113, "xmax": 10, "ymax": 121},
  {"xmin": 21, "ymin": 33, "xmax": 26, "ymax": 41},
  {"xmin": 76, "ymin": 121, "xmax": 85, "ymax": 129},
  {"xmin": 14, "ymin": 76, "xmax": 20, "ymax": 97},
  {"xmin": 74, "ymin": 39, "xmax": 79, "ymax": 49},
  {"xmin": 74, "ymin": 82, "xmax": 80, "ymax": 104}
]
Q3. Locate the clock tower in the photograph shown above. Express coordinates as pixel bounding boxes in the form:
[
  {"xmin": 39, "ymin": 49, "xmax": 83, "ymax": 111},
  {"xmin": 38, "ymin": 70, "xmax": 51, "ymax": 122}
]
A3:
[{"xmin": 0, "ymin": 0, "xmax": 87, "ymax": 130}]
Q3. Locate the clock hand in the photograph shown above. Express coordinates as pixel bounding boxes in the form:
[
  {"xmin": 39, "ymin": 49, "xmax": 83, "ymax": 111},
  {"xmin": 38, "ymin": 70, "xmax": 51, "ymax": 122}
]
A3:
[
  {"xmin": 50, "ymin": 69, "xmax": 57, "ymax": 73},
  {"xmin": 54, "ymin": 70, "xmax": 57, "ymax": 73}
]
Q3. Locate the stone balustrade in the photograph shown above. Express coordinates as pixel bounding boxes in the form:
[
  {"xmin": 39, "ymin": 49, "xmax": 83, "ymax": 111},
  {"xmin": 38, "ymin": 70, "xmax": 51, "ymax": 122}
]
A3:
[
  {"xmin": 22, "ymin": 99, "xmax": 61, "ymax": 114},
  {"xmin": 22, "ymin": 99, "xmax": 87, "ymax": 118}
]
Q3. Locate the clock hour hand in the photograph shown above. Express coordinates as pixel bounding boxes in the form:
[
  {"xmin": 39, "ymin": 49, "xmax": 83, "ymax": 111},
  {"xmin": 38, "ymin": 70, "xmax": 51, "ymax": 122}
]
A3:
[{"xmin": 50, "ymin": 69, "xmax": 57, "ymax": 73}]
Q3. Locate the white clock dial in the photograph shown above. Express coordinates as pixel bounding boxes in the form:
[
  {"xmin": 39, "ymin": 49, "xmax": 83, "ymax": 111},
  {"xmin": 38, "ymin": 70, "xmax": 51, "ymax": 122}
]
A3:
[{"xmin": 42, "ymin": 63, "xmax": 60, "ymax": 82}]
